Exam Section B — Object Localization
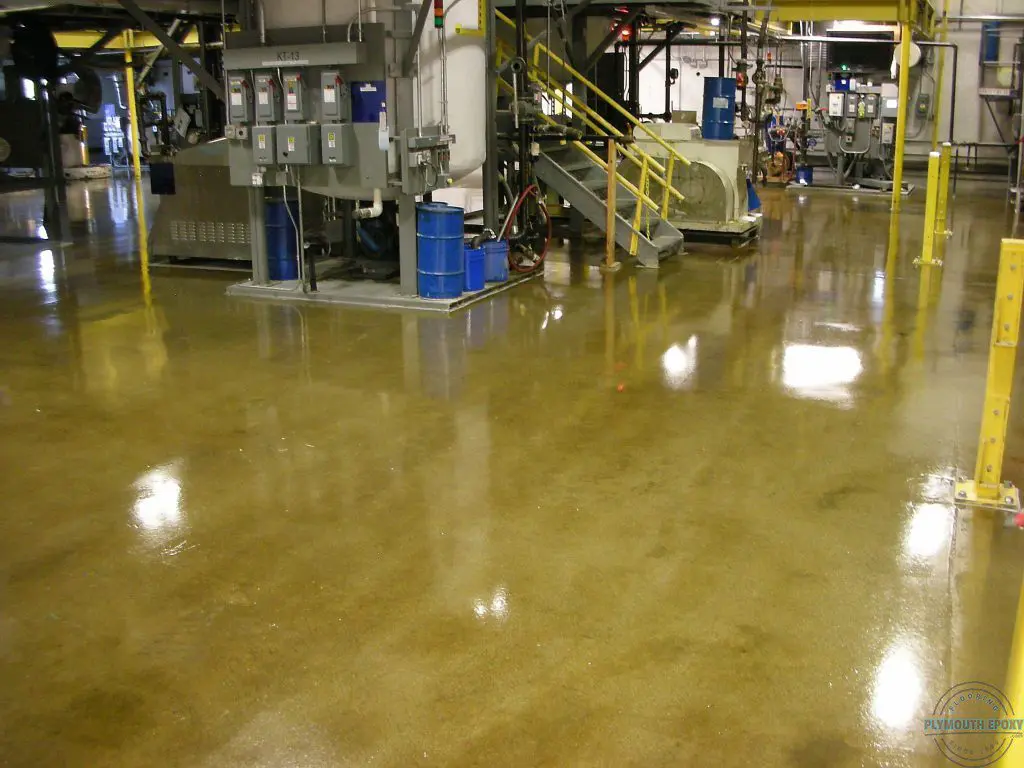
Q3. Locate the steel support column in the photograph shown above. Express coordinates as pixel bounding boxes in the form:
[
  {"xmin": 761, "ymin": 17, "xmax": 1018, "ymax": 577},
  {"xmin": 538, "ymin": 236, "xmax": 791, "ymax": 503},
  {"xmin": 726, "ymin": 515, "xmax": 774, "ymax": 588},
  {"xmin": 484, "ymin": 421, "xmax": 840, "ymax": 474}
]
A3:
[
  {"xmin": 482, "ymin": 0, "xmax": 499, "ymax": 230},
  {"xmin": 116, "ymin": 0, "xmax": 226, "ymax": 101},
  {"xmin": 891, "ymin": 22, "xmax": 912, "ymax": 210},
  {"xmin": 123, "ymin": 35, "xmax": 143, "ymax": 181}
]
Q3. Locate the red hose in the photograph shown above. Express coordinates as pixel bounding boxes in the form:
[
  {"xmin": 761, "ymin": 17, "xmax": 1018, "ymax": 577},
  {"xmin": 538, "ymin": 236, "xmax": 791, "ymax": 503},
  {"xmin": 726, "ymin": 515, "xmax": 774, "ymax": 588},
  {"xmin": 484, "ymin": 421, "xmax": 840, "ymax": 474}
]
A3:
[{"xmin": 503, "ymin": 184, "xmax": 550, "ymax": 273}]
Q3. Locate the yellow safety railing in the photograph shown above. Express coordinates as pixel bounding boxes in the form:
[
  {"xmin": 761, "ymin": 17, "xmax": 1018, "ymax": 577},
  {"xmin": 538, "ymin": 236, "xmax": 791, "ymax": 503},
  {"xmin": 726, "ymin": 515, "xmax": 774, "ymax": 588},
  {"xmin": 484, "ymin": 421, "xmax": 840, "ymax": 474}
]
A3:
[{"xmin": 495, "ymin": 11, "xmax": 690, "ymax": 241}]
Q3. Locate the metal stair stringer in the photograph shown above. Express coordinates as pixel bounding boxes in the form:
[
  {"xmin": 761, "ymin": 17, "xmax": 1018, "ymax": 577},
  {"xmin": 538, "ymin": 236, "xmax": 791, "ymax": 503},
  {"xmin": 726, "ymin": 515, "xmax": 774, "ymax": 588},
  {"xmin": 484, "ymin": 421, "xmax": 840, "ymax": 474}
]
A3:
[{"xmin": 534, "ymin": 145, "xmax": 685, "ymax": 268}]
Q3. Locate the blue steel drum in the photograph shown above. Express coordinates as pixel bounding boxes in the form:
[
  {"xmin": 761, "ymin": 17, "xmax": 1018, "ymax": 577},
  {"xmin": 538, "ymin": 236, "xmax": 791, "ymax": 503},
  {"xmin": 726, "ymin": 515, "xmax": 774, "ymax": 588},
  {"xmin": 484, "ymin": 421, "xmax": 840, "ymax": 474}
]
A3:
[
  {"xmin": 417, "ymin": 203, "xmax": 464, "ymax": 299},
  {"xmin": 265, "ymin": 199, "xmax": 300, "ymax": 281},
  {"xmin": 702, "ymin": 77, "xmax": 737, "ymax": 141}
]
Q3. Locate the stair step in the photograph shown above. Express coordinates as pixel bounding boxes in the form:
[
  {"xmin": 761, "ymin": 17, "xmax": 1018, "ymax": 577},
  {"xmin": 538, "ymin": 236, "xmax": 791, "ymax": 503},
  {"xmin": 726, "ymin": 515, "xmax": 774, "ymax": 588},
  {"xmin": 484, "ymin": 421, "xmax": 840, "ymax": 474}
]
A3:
[
  {"xmin": 653, "ymin": 234, "xmax": 683, "ymax": 252},
  {"xmin": 559, "ymin": 159, "xmax": 600, "ymax": 174}
]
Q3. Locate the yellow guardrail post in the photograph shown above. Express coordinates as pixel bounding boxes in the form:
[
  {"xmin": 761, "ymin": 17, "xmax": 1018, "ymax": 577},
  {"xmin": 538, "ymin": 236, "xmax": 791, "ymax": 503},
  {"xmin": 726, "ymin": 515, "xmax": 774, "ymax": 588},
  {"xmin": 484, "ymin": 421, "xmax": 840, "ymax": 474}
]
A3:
[
  {"xmin": 935, "ymin": 141, "xmax": 952, "ymax": 237},
  {"xmin": 661, "ymin": 155, "xmax": 675, "ymax": 220},
  {"xmin": 629, "ymin": 157, "xmax": 649, "ymax": 258},
  {"xmin": 954, "ymin": 239, "xmax": 1024, "ymax": 517},
  {"xmin": 916, "ymin": 151, "xmax": 943, "ymax": 267},
  {"xmin": 602, "ymin": 140, "xmax": 622, "ymax": 273}
]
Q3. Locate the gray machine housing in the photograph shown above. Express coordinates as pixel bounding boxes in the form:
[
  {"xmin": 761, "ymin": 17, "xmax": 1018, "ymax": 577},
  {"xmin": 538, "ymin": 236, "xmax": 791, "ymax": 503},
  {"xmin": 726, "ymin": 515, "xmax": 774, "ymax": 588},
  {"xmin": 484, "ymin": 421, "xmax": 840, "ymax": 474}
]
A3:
[
  {"xmin": 222, "ymin": 24, "xmax": 453, "ymax": 200},
  {"xmin": 823, "ymin": 84, "xmax": 899, "ymax": 188}
]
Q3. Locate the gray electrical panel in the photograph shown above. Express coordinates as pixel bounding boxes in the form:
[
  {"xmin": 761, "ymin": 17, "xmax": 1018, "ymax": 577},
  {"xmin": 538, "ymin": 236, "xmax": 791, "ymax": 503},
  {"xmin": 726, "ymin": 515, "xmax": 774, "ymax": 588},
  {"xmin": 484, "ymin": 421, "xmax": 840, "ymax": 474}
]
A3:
[
  {"xmin": 254, "ymin": 73, "xmax": 282, "ymax": 123},
  {"xmin": 227, "ymin": 75, "xmax": 253, "ymax": 124},
  {"xmin": 276, "ymin": 123, "xmax": 321, "ymax": 165},
  {"xmin": 321, "ymin": 123, "xmax": 355, "ymax": 166},
  {"xmin": 880, "ymin": 97, "xmax": 899, "ymax": 119},
  {"xmin": 281, "ymin": 72, "xmax": 307, "ymax": 120},
  {"xmin": 320, "ymin": 70, "xmax": 352, "ymax": 122},
  {"xmin": 252, "ymin": 125, "xmax": 276, "ymax": 165}
]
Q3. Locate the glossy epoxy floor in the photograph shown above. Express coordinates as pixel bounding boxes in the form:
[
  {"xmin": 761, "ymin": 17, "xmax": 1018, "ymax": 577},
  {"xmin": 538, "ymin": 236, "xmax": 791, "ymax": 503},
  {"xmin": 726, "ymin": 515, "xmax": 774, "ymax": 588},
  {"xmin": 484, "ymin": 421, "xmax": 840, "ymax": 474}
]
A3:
[{"xmin": 2, "ymin": 180, "xmax": 1024, "ymax": 767}]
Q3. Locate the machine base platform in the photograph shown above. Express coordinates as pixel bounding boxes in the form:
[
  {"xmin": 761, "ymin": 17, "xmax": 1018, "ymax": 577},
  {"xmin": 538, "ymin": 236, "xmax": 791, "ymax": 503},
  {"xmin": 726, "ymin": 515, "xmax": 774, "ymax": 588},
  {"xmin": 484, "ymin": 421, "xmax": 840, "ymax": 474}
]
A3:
[
  {"xmin": 672, "ymin": 217, "xmax": 761, "ymax": 248},
  {"xmin": 226, "ymin": 269, "xmax": 539, "ymax": 312}
]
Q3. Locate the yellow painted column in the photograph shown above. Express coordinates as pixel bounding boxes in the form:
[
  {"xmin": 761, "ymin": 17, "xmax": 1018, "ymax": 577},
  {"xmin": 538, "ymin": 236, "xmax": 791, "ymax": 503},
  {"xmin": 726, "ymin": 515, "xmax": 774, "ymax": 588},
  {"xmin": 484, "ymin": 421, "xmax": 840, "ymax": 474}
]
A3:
[
  {"xmin": 891, "ymin": 22, "xmax": 912, "ymax": 212},
  {"xmin": 1004, "ymin": 575, "xmax": 1024, "ymax": 768},
  {"xmin": 123, "ymin": 30, "xmax": 142, "ymax": 182},
  {"xmin": 604, "ymin": 140, "xmax": 619, "ymax": 271},
  {"xmin": 917, "ymin": 151, "xmax": 942, "ymax": 267},
  {"xmin": 935, "ymin": 142, "xmax": 952, "ymax": 236},
  {"xmin": 930, "ymin": 0, "xmax": 950, "ymax": 150}
]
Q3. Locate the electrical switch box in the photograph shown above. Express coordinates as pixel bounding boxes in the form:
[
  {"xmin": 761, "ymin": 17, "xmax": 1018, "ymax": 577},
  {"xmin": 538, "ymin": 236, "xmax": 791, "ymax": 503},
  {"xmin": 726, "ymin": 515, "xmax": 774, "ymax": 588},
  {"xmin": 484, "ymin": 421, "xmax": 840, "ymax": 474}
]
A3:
[
  {"xmin": 915, "ymin": 92, "xmax": 931, "ymax": 118},
  {"xmin": 881, "ymin": 122, "xmax": 895, "ymax": 144},
  {"xmin": 881, "ymin": 97, "xmax": 899, "ymax": 119},
  {"xmin": 252, "ymin": 125, "xmax": 276, "ymax": 165},
  {"xmin": 227, "ymin": 75, "xmax": 252, "ymax": 124},
  {"xmin": 863, "ymin": 94, "xmax": 879, "ymax": 118},
  {"xmin": 321, "ymin": 70, "xmax": 352, "ymax": 122},
  {"xmin": 275, "ymin": 123, "xmax": 320, "ymax": 165},
  {"xmin": 828, "ymin": 92, "xmax": 845, "ymax": 118},
  {"xmin": 254, "ymin": 73, "xmax": 282, "ymax": 123},
  {"xmin": 845, "ymin": 93, "xmax": 859, "ymax": 119},
  {"xmin": 321, "ymin": 123, "xmax": 354, "ymax": 166},
  {"xmin": 281, "ymin": 72, "xmax": 306, "ymax": 120}
]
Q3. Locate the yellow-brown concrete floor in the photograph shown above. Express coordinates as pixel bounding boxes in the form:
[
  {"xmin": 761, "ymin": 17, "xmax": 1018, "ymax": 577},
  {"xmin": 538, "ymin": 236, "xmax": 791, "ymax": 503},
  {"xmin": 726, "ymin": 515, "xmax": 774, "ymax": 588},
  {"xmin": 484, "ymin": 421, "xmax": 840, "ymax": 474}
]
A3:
[{"xmin": 2, "ymin": 178, "xmax": 1024, "ymax": 767}]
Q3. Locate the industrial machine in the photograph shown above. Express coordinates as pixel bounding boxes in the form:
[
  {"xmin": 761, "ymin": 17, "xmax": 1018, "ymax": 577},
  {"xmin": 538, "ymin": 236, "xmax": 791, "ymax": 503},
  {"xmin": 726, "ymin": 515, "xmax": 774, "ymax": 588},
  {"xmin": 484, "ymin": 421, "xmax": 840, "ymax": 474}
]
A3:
[{"xmin": 817, "ymin": 79, "xmax": 902, "ymax": 191}]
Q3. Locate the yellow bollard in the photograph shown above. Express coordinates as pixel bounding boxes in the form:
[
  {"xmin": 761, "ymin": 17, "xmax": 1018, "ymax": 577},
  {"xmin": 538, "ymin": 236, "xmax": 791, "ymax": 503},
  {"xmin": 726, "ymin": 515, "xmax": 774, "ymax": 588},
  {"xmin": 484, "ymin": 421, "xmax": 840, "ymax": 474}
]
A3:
[
  {"xmin": 917, "ymin": 151, "xmax": 943, "ymax": 267},
  {"xmin": 954, "ymin": 239, "xmax": 1024, "ymax": 515},
  {"xmin": 935, "ymin": 141, "xmax": 953, "ymax": 237}
]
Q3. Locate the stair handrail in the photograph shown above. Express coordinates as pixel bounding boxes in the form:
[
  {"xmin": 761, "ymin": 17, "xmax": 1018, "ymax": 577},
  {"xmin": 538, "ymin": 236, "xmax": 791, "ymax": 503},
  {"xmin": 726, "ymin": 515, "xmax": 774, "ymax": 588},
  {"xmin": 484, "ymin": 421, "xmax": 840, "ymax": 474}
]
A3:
[
  {"xmin": 496, "ymin": 74, "xmax": 664, "ymax": 213},
  {"xmin": 496, "ymin": 10, "xmax": 691, "ymax": 170},
  {"xmin": 496, "ymin": 42, "xmax": 685, "ymax": 212}
]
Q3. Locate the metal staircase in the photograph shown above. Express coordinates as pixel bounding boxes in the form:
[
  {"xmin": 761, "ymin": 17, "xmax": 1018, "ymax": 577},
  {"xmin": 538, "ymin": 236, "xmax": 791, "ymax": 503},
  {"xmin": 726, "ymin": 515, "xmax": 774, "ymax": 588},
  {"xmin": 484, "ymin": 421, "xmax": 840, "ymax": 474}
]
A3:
[
  {"xmin": 495, "ymin": 10, "xmax": 691, "ymax": 268},
  {"xmin": 535, "ymin": 144, "xmax": 685, "ymax": 268}
]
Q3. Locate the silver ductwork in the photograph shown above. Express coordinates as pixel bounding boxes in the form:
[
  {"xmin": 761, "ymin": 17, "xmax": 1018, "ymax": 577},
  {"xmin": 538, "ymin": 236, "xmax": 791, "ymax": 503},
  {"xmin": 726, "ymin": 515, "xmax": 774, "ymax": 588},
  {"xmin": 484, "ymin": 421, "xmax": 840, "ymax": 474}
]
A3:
[{"xmin": 0, "ymin": 0, "xmax": 234, "ymax": 15}]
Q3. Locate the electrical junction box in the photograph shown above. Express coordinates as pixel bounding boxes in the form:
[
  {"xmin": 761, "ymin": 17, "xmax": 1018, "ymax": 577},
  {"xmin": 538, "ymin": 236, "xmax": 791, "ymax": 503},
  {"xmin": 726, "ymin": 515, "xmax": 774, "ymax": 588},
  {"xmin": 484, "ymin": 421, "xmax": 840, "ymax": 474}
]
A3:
[
  {"xmin": 863, "ymin": 94, "xmax": 879, "ymax": 118},
  {"xmin": 351, "ymin": 81, "xmax": 387, "ymax": 123},
  {"xmin": 845, "ymin": 93, "xmax": 859, "ymax": 118},
  {"xmin": 227, "ymin": 75, "xmax": 252, "ymax": 124},
  {"xmin": 881, "ymin": 122, "xmax": 895, "ymax": 144},
  {"xmin": 254, "ymin": 73, "xmax": 282, "ymax": 122},
  {"xmin": 252, "ymin": 125, "xmax": 276, "ymax": 165},
  {"xmin": 321, "ymin": 123, "xmax": 355, "ymax": 166},
  {"xmin": 281, "ymin": 72, "xmax": 307, "ymax": 120},
  {"xmin": 321, "ymin": 70, "xmax": 352, "ymax": 122},
  {"xmin": 275, "ymin": 123, "xmax": 320, "ymax": 165},
  {"xmin": 881, "ymin": 97, "xmax": 899, "ymax": 119},
  {"xmin": 828, "ymin": 92, "xmax": 845, "ymax": 118},
  {"xmin": 915, "ymin": 92, "xmax": 931, "ymax": 118}
]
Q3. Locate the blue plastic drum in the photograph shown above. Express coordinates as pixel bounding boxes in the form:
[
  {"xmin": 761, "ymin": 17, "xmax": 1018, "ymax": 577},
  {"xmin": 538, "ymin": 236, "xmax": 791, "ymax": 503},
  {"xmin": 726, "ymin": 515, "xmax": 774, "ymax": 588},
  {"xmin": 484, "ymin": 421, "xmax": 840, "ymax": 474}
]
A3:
[
  {"xmin": 483, "ymin": 239, "xmax": 509, "ymax": 282},
  {"xmin": 417, "ymin": 203, "xmax": 464, "ymax": 299},
  {"xmin": 265, "ymin": 199, "xmax": 300, "ymax": 281}
]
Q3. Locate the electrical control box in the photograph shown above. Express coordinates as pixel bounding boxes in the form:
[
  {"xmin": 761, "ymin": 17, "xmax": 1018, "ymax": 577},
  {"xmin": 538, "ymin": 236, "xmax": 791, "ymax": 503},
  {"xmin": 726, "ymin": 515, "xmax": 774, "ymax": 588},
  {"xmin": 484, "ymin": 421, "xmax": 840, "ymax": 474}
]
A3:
[
  {"xmin": 281, "ymin": 72, "xmax": 307, "ymax": 120},
  {"xmin": 863, "ymin": 94, "xmax": 879, "ymax": 118},
  {"xmin": 915, "ymin": 92, "xmax": 931, "ymax": 118},
  {"xmin": 254, "ymin": 73, "xmax": 282, "ymax": 123},
  {"xmin": 828, "ymin": 92, "xmax": 845, "ymax": 118},
  {"xmin": 320, "ymin": 70, "xmax": 352, "ymax": 122},
  {"xmin": 321, "ymin": 123, "xmax": 355, "ymax": 166},
  {"xmin": 227, "ymin": 75, "xmax": 252, "ymax": 124},
  {"xmin": 252, "ymin": 125, "xmax": 276, "ymax": 165},
  {"xmin": 881, "ymin": 122, "xmax": 895, "ymax": 144},
  {"xmin": 881, "ymin": 97, "xmax": 899, "ymax": 119},
  {"xmin": 845, "ymin": 93, "xmax": 859, "ymax": 118},
  {"xmin": 276, "ymin": 123, "xmax": 321, "ymax": 165}
]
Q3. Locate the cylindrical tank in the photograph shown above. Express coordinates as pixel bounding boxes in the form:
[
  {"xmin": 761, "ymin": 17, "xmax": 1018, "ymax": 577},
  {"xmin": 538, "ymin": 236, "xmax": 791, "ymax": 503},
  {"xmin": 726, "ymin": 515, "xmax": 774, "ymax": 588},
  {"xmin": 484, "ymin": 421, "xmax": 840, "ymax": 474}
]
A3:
[
  {"xmin": 265, "ymin": 199, "xmax": 300, "ymax": 281},
  {"xmin": 701, "ymin": 77, "xmax": 736, "ymax": 141},
  {"xmin": 417, "ymin": 0, "xmax": 486, "ymax": 181},
  {"xmin": 417, "ymin": 203, "xmax": 464, "ymax": 298}
]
